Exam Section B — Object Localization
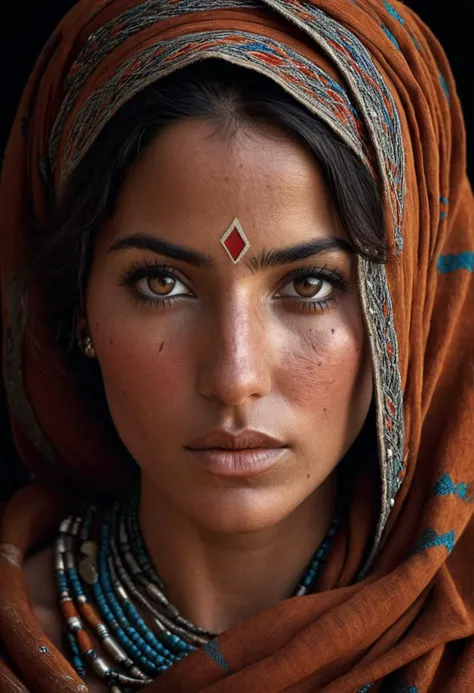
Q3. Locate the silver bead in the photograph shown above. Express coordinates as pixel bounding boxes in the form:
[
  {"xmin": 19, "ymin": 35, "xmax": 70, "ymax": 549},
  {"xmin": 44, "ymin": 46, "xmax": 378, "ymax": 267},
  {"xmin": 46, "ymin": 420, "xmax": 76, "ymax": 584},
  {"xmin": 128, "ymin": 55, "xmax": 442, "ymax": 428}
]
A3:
[
  {"xmin": 70, "ymin": 518, "xmax": 81, "ymax": 536},
  {"xmin": 129, "ymin": 665, "xmax": 149, "ymax": 680},
  {"xmin": 79, "ymin": 557, "xmax": 98, "ymax": 585},
  {"xmin": 116, "ymin": 584, "xmax": 128, "ymax": 601},
  {"xmin": 153, "ymin": 617, "xmax": 167, "ymax": 633},
  {"xmin": 80, "ymin": 541, "xmax": 98, "ymax": 557},
  {"xmin": 389, "ymin": 498, "xmax": 395, "ymax": 508},
  {"xmin": 92, "ymin": 656, "xmax": 111, "ymax": 678},
  {"xmin": 59, "ymin": 517, "xmax": 72, "ymax": 534},
  {"xmin": 124, "ymin": 551, "xmax": 141, "ymax": 576},
  {"xmin": 146, "ymin": 582, "xmax": 167, "ymax": 605},
  {"xmin": 67, "ymin": 617, "xmax": 82, "ymax": 633},
  {"xmin": 96, "ymin": 624, "xmax": 109, "ymax": 639},
  {"xmin": 101, "ymin": 636, "xmax": 127, "ymax": 662}
]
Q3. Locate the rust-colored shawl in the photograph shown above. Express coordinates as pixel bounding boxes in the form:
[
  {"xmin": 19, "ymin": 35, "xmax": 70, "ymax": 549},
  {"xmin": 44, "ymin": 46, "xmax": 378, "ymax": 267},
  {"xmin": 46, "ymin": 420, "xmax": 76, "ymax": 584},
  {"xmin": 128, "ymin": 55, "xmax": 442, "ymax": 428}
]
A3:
[{"xmin": 1, "ymin": 0, "xmax": 473, "ymax": 691}]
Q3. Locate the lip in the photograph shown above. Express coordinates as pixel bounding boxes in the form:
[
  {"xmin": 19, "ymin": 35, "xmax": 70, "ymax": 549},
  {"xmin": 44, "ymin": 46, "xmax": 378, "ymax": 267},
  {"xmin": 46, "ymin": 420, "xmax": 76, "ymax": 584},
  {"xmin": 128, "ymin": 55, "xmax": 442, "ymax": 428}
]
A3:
[
  {"xmin": 186, "ymin": 429, "xmax": 286, "ymax": 450},
  {"xmin": 186, "ymin": 447, "xmax": 289, "ymax": 477},
  {"xmin": 185, "ymin": 429, "xmax": 289, "ymax": 477}
]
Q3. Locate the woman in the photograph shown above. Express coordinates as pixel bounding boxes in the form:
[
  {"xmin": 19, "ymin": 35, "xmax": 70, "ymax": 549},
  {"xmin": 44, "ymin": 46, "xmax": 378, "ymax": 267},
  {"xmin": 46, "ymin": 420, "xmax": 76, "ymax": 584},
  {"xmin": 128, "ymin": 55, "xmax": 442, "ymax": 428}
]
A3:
[{"xmin": 0, "ymin": 0, "xmax": 473, "ymax": 691}]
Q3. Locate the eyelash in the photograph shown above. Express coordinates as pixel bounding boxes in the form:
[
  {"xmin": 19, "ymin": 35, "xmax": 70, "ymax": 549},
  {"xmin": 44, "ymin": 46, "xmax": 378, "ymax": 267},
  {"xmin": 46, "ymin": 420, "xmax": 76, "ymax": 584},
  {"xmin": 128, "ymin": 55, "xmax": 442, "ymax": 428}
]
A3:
[{"xmin": 118, "ymin": 261, "xmax": 349, "ymax": 314}]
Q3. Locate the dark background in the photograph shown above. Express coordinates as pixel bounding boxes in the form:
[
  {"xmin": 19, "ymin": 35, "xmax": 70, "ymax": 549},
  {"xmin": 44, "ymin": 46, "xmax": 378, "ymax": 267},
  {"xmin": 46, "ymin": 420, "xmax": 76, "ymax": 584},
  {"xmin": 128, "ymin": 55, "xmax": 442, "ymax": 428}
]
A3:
[{"xmin": 1, "ymin": 2, "xmax": 473, "ymax": 499}]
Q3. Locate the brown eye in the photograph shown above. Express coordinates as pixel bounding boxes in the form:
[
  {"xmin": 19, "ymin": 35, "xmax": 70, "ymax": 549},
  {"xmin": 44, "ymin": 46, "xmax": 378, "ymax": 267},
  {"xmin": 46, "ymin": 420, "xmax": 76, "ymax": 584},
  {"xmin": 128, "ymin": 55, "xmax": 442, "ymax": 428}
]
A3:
[
  {"xmin": 147, "ymin": 275, "xmax": 175, "ymax": 296},
  {"xmin": 293, "ymin": 276, "xmax": 323, "ymax": 298},
  {"xmin": 135, "ymin": 272, "xmax": 189, "ymax": 301},
  {"xmin": 278, "ymin": 273, "xmax": 333, "ymax": 301}
]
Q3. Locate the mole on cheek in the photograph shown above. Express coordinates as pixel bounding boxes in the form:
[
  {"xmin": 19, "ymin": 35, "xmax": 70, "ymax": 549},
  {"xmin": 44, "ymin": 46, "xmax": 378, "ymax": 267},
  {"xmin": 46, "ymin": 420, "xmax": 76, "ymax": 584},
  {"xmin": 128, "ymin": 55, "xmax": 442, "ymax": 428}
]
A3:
[
  {"xmin": 159, "ymin": 342, "xmax": 164, "ymax": 353},
  {"xmin": 331, "ymin": 329, "xmax": 335, "ymax": 334}
]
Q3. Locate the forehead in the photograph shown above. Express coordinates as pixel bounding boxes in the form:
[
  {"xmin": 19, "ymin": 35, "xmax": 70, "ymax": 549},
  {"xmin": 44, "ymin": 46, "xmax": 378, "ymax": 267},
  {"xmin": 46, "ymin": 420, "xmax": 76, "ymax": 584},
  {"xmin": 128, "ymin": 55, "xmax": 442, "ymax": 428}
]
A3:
[{"xmin": 102, "ymin": 118, "xmax": 344, "ymax": 253}]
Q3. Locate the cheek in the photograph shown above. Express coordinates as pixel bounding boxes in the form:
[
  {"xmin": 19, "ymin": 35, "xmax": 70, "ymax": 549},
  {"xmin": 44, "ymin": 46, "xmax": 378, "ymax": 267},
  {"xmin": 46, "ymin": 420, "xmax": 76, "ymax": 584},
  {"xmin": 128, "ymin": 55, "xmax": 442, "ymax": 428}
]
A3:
[
  {"xmin": 87, "ymin": 305, "xmax": 191, "ymax": 433},
  {"xmin": 280, "ymin": 319, "xmax": 371, "ymax": 416}
]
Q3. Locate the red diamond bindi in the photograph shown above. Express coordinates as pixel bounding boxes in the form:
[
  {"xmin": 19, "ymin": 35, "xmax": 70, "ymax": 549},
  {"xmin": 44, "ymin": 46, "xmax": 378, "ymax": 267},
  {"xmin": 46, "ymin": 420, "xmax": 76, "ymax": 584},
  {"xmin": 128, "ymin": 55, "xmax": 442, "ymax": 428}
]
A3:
[{"xmin": 220, "ymin": 218, "xmax": 250, "ymax": 263}]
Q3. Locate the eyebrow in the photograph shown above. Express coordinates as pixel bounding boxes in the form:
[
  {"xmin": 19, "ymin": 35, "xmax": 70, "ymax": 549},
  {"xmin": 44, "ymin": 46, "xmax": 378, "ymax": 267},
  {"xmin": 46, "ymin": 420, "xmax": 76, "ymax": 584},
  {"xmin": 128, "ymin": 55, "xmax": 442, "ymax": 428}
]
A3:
[{"xmin": 108, "ymin": 233, "xmax": 353, "ymax": 271}]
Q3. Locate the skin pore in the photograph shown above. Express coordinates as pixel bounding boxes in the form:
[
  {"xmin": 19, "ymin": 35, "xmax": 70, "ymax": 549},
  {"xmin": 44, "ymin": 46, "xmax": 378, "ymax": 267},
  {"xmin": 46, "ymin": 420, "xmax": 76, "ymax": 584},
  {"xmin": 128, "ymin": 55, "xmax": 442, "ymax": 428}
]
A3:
[{"xmin": 25, "ymin": 118, "xmax": 372, "ymax": 677}]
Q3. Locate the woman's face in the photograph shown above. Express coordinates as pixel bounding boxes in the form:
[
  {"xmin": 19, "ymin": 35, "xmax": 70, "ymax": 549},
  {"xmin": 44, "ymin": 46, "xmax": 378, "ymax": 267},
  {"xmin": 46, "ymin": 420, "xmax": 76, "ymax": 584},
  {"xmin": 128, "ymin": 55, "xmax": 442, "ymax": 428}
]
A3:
[{"xmin": 85, "ymin": 118, "xmax": 372, "ymax": 533}]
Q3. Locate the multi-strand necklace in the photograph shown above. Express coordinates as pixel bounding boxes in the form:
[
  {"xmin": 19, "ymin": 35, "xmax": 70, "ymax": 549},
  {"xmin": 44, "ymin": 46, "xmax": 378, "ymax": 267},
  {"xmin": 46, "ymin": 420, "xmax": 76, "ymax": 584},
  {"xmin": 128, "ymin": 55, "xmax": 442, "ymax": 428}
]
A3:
[{"xmin": 55, "ymin": 493, "xmax": 340, "ymax": 692}]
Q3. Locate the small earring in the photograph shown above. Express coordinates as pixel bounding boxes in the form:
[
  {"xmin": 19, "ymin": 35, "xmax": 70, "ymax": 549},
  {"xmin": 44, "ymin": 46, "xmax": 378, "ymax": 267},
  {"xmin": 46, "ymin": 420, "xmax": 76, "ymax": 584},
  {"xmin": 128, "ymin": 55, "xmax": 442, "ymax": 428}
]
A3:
[{"xmin": 80, "ymin": 334, "xmax": 96, "ymax": 359}]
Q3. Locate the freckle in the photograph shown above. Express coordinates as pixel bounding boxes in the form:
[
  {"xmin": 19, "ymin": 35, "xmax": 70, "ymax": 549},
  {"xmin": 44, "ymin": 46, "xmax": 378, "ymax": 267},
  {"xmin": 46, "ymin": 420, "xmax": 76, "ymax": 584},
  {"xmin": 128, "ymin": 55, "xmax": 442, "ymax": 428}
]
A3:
[
  {"xmin": 96, "ymin": 322, "xmax": 100, "ymax": 329},
  {"xmin": 109, "ymin": 338, "xmax": 113, "ymax": 345},
  {"xmin": 323, "ymin": 408, "xmax": 327, "ymax": 412},
  {"xmin": 121, "ymin": 389, "xmax": 127, "ymax": 397},
  {"xmin": 318, "ymin": 362, "xmax": 322, "ymax": 367},
  {"xmin": 331, "ymin": 329, "xmax": 335, "ymax": 334},
  {"xmin": 159, "ymin": 342, "xmax": 164, "ymax": 353},
  {"xmin": 307, "ymin": 474, "xmax": 310, "ymax": 479}
]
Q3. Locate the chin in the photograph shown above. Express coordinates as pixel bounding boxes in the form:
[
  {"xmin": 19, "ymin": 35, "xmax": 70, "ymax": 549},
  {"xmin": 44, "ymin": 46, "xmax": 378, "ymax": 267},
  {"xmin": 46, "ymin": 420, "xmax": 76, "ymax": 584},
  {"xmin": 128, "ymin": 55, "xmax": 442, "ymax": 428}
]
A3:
[{"xmin": 184, "ymin": 486, "xmax": 302, "ymax": 534}]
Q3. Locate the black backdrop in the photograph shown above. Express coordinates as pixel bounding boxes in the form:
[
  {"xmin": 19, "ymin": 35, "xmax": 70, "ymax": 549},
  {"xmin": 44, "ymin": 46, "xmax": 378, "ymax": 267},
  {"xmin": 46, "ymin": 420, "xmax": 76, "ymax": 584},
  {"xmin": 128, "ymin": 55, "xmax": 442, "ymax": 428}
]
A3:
[{"xmin": 1, "ymin": 2, "xmax": 472, "ymax": 499}]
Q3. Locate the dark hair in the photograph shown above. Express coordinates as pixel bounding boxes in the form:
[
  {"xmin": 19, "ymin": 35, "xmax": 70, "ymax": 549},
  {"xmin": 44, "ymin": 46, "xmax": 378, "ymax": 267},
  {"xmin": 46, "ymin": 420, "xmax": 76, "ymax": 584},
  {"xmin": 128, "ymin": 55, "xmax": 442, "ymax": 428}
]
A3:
[{"xmin": 26, "ymin": 59, "xmax": 385, "ymax": 355}]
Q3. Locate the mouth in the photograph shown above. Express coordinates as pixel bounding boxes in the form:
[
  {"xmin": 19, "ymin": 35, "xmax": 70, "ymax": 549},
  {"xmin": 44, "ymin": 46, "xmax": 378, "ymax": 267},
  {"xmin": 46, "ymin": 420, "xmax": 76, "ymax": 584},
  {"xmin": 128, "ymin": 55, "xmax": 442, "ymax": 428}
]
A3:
[{"xmin": 185, "ymin": 446, "xmax": 290, "ymax": 477}]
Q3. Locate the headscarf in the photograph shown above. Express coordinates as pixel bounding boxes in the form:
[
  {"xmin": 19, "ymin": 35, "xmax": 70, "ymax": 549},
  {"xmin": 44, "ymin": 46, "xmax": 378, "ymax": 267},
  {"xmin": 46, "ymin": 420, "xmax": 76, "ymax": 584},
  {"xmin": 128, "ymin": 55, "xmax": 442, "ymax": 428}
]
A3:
[{"xmin": 1, "ymin": 0, "xmax": 473, "ymax": 691}]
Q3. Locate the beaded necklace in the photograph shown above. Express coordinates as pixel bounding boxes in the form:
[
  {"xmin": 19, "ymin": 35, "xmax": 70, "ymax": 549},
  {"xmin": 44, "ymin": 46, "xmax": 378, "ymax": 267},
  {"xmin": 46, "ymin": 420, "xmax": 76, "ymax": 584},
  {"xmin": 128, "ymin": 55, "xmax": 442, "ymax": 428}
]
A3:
[{"xmin": 55, "ymin": 494, "xmax": 340, "ymax": 692}]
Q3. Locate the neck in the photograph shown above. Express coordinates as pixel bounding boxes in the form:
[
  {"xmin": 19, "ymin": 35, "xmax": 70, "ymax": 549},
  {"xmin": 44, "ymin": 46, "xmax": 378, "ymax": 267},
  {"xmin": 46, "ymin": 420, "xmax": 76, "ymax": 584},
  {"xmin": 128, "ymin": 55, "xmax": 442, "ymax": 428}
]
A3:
[{"xmin": 139, "ymin": 475, "xmax": 337, "ymax": 634}]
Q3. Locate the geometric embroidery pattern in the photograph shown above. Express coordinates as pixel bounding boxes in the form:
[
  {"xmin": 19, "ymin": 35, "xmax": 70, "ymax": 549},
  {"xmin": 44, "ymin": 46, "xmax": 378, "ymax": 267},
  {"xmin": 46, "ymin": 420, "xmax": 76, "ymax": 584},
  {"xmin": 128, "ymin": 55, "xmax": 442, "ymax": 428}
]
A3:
[
  {"xmin": 412, "ymin": 528, "xmax": 456, "ymax": 555},
  {"xmin": 437, "ymin": 251, "xmax": 474, "ymax": 274},
  {"xmin": 432, "ymin": 473, "xmax": 473, "ymax": 502},
  {"xmin": 201, "ymin": 640, "xmax": 231, "ymax": 674}
]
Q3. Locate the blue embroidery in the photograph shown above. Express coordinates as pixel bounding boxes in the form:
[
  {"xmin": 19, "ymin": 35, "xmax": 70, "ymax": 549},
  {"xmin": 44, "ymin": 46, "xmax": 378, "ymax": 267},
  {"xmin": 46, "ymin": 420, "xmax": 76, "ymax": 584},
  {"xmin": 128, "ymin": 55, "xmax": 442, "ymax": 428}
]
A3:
[
  {"xmin": 437, "ymin": 251, "xmax": 474, "ymax": 274},
  {"xmin": 357, "ymin": 684, "xmax": 374, "ymax": 692},
  {"xmin": 439, "ymin": 72, "xmax": 450, "ymax": 102},
  {"xmin": 382, "ymin": 24, "xmax": 400, "ymax": 49},
  {"xmin": 384, "ymin": 0, "xmax": 405, "ymax": 25},
  {"xmin": 201, "ymin": 640, "xmax": 231, "ymax": 675},
  {"xmin": 242, "ymin": 40, "xmax": 275, "ymax": 53},
  {"xmin": 432, "ymin": 473, "xmax": 473, "ymax": 502},
  {"xmin": 439, "ymin": 195, "xmax": 449, "ymax": 219},
  {"xmin": 413, "ymin": 528, "xmax": 455, "ymax": 555}
]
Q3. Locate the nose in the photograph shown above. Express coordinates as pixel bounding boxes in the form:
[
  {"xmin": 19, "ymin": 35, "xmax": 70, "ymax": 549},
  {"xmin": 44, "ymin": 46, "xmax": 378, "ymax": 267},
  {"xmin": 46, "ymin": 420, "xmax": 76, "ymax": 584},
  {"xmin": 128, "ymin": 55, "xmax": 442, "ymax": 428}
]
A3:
[{"xmin": 197, "ymin": 290, "xmax": 272, "ymax": 407}]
